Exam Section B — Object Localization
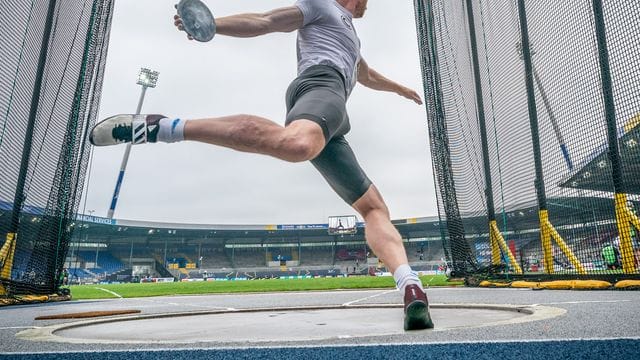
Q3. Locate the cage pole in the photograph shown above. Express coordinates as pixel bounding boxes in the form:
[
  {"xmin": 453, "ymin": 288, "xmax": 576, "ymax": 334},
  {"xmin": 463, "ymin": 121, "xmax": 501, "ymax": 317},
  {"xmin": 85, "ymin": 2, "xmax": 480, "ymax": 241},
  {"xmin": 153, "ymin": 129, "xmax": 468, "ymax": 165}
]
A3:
[
  {"xmin": 414, "ymin": 0, "xmax": 477, "ymax": 275},
  {"xmin": 465, "ymin": 0, "xmax": 521, "ymax": 273},
  {"xmin": 1, "ymin": 0, "xmax": 59, "ymax": 296},
  {"xmin": 516, "ymin": 0, "xmax": 585, "ymax": 274},
  {"xmin": 592, "ymin": 0, "xmax": 638, "ymax": 274}
]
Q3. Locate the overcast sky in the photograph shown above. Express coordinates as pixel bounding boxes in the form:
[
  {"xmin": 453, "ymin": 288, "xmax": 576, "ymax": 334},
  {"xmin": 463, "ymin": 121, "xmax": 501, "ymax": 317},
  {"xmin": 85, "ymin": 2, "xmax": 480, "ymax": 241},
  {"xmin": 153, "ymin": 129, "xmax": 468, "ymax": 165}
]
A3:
[{"xmin": 80, "ymin": 0, "xmax": 437, "ymax": 225}]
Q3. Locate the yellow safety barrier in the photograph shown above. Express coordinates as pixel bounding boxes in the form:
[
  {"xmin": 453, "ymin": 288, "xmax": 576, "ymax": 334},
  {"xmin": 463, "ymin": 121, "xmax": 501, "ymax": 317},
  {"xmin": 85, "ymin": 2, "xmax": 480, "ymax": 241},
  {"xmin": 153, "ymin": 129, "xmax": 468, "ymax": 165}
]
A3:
[
  {"xmin": 0, "ymin": 233, "xmax": 17, "ymax": 296},
  {"xmin": 623, "ymin": 112, "xmax": 640, "ymax": 133},
  {"xmin": 614, "ymin": 193, "xmax": 639, "ymax": 275},
  {"xmin": 571, "ymin": 280, "xmax": 612, "ymax": 290},
  {"xmin": 614, "ymin": 280, "xmax": 640, "ymax": 289},
  {"xmin": 478, "ymin": 280, "xmax": 511, "ymax": 288},
  {"xmin": 489, "ymin": 221, "xmax": 523, "ymax": 274},
  {"xmin": 15, "ymin": 295, "xmax": 50, "ymax": 302},
  {"xmin": 539, "ymin": 210, "xmax": 586, "ymax": 274},
  {"xmin": 510, "ymin": 281, "xmax": 541, "ymax": 289},
  {"xmin": 480, "ymin": 280, "xmax": 614, "ymax": 290}
]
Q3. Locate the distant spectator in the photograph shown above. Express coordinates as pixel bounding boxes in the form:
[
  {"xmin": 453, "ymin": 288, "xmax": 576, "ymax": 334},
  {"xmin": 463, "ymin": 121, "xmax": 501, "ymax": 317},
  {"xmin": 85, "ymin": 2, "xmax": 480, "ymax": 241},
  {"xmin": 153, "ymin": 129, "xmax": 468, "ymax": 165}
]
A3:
[
  {"xmin": 60, "ymin": 268, "xmax": 69, "ymax": 286},
  {"xmin": 601, "ymin": 242, "xmax": 621, "ymax": 270},
  {"xmin": 57, "ymin": 268, "xmax": 65, "ymax": 286}
]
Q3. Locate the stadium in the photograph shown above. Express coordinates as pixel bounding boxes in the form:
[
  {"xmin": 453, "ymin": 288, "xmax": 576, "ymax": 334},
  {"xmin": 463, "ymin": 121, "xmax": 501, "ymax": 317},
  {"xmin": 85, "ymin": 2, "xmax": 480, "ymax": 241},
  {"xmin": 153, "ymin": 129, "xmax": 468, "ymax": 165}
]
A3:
[
  {"xmin": 2, "ymin": 0, "xmax": 640, "ymax": 359},
  {"xmin": 60, "ymin": 213, "xmax": 446, "ymax": 283}
]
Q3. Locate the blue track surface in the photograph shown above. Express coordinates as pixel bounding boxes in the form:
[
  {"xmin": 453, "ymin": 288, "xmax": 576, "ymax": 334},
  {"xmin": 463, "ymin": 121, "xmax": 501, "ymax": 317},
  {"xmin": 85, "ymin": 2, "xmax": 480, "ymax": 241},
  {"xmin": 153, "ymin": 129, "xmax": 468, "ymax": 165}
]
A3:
[
  {"xmin": 4, "ymin": 339, "xmax": 640, "ymax": 360},
  {"xmin": 2, "ymin": 288, "xmax": 638, "ymax": 358}
]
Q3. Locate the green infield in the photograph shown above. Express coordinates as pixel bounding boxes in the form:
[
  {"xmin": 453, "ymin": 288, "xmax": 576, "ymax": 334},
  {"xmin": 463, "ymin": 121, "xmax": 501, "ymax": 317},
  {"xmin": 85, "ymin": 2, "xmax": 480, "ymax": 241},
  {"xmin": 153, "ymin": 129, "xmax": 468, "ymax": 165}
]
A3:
[{"xmin": 69, "ymin": 275, "xmax": 461, "ymax": 300}]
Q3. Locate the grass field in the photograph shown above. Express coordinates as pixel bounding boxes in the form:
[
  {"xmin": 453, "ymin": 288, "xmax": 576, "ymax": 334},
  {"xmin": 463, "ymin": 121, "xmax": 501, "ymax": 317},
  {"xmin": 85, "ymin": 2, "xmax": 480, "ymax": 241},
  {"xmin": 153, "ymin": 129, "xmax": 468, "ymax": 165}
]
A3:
[{"xmin": 69, "ymin": 275, "xmax": 461, "ymax": 300}]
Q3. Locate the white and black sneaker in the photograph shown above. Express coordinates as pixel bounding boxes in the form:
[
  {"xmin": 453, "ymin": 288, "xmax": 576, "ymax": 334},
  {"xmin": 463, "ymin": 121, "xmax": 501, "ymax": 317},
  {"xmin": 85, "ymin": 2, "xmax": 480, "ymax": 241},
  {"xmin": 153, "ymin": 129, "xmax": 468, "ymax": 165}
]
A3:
[{"xmin": 89, "ymin": 114, "xmax": 166, "ymax": 146}]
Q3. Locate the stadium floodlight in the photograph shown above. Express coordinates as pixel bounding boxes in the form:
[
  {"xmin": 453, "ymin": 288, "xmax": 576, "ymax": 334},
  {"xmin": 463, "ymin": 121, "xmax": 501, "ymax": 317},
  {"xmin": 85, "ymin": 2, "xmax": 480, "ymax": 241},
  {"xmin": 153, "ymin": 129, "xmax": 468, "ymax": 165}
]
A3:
[
  {"xmin": 107, "ymin": 67, "xmax": 160, "ymax": 219},
  {"xmin": 136, "ymin": 68, "xmax": 159, "ymax": 88}
]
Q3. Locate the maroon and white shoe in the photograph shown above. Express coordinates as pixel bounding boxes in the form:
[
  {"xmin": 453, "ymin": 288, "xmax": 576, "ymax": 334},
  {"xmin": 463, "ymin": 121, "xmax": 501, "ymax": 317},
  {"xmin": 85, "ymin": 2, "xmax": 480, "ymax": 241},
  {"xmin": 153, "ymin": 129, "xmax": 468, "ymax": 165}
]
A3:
[
  {"xmin": 403, "ymin": 284, "xmax": 434, "ymax": 330},
  {"xmin": 89, "ymin": 114, "xmax": 166, "ymax": 146}
]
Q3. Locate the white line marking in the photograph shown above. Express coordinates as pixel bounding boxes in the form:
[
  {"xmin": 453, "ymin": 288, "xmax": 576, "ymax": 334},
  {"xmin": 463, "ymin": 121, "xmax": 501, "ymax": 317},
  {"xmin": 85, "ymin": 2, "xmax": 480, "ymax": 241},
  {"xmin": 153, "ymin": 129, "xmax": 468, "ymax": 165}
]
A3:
[
  {"xmin": 531, "ymin": 300, "xmax": 632, "ymax": 306},
  {"xmin": 342, "ymin": 289, "xmax": 397, "ymax": 306},
  {"xmin": 0, "ymin": 326, "xmax": 39, "ymax": 330},
  {"xmin": 94, "ymin": 287, "xmax": 122, "ymax": 299},
  {"xmin": 135, "ymin": 297, "xmax": 235, "ymax": 311}
]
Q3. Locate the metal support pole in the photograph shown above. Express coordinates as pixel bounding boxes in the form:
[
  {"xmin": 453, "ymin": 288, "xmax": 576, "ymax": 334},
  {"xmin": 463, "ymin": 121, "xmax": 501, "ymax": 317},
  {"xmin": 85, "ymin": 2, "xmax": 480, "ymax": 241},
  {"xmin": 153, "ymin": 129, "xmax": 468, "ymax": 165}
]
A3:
[
  {"xmin": 517, "ymin": 0, "xmax": 547, "ymax": 210},
  {"xmin": 592, "ymin": 0, "xmax": 623, "ymax": 194},
  {"xmin": 414, "ymin": 0, "xmax": 477, "ymax": 275},
  {"xmin": 129, "ymin": 238, "xmax": 134, "ymax": 271},
  {"xmin": 68, "ymin": 243, "xmax": 75, "ymax": 270},
  {"xmin": 518, "ymin": 0, "xmax": 586, "ymax": 274},
  {"xmin": 163, "ymin": 238, "xmax": 168, "ymax": 267},
  {"xmin": 107, "ymin": 86, "xmax": 147, "ymax": 219},
  {"xmin": 465, "ymin": 0, "xmax": 521, "ymax": 272},
  {"xmin": 592, "ymin": 0, "xmax": 637, "ymax": 273},
  {"xmin": 332, "ymin": 237, "xmax": 336, "ymax": 266},
  {"xmin": 464, "ymin": 0, "xmax": 497, "ymax": 222},
  {"xmin": 1, "ymin": 0, "xmax": 58, "ymax": 296},
  {"xmin": 7, "ymin": 0, "xmax": 58, "ymax": 235}
]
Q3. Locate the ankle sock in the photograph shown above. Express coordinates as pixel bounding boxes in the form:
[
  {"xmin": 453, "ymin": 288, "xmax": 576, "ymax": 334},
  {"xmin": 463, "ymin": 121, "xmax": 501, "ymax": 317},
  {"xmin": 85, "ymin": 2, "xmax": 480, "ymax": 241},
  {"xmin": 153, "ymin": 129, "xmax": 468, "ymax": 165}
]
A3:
[
  {"xmin": 157, "ymin": 117, "xmax": 186, "ymax": 143},
  {"xmin": 393, "ymin": 264, "xmax": 422, "ymax": 292}
]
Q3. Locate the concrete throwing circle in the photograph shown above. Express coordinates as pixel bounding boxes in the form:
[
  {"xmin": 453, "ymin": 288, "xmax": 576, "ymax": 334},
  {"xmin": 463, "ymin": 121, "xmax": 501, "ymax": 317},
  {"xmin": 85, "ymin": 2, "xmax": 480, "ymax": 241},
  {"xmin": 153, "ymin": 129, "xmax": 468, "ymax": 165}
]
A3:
[{"xmin": 18, "ymin": 304, "xmax": 565, "ymax": 344}]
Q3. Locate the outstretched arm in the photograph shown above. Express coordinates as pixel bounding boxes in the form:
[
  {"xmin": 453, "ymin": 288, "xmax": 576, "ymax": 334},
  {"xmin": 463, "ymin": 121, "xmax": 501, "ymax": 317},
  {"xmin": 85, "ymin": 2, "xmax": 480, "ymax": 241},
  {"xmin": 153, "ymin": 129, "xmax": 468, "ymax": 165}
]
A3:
[
  {"xmin": 175, "ymin": 6, "xmax": 303, "ymax": 39},
  {"xmin": 357, "ymin": 58, "xmax": 423, "ymax": 105}
]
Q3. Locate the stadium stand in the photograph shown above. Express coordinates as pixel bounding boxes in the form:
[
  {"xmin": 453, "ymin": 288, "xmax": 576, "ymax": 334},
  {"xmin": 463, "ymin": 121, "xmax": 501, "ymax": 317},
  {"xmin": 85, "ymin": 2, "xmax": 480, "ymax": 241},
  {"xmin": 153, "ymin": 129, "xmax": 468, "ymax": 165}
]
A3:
[
  {"xmin": 232, "ymin": 248, "xmax": 267, "ymax": 268},
  {"xmin": 50, "ymin": 215, "xmax": 451, "ymax": 282},
  {"xmin": 199, "ymin": 247, "xmax": 233, "ymax": 269},
  {"xmin": 299, "ymin": 247, "xmax": 334, "ymax": 266}
]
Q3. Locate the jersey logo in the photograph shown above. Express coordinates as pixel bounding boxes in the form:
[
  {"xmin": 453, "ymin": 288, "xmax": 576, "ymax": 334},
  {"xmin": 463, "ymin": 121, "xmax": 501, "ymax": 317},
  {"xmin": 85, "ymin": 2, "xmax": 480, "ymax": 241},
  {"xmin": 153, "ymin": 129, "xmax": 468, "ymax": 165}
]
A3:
[{"xmin": 341, "ymin": 15, "xmax": 352, "ymax": 30}]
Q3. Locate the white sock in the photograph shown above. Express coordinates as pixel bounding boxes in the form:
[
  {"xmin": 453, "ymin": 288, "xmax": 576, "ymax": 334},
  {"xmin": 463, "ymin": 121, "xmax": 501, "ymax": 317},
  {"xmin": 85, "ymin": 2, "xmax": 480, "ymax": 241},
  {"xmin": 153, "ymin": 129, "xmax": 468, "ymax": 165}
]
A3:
[
  {"xmin": 393, "ymin": 264, "xmax": 422, "ymax": 292},
  {"xmin": 157, "ymin": 117, "xmax": 186, "ymax": 143}
]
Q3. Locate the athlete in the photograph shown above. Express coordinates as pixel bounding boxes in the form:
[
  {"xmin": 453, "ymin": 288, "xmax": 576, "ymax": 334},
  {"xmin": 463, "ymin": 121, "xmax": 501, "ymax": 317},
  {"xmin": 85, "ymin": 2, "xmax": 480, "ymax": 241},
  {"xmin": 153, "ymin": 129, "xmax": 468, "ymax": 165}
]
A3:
[{"xmin": 90, "ymin": 0, "xmax": 433, "ymax": 330}]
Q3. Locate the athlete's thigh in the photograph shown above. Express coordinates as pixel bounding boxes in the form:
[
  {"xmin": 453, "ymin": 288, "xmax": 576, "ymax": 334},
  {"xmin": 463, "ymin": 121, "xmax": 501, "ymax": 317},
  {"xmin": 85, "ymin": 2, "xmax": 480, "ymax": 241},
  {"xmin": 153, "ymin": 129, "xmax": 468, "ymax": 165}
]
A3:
[
  {"xmin": 310, "ymin": 136, "xmax": 372, "ymax": 205},
  {"xmin": 285, "ymin": 67, "xmax": 350, "ymax": 143}
]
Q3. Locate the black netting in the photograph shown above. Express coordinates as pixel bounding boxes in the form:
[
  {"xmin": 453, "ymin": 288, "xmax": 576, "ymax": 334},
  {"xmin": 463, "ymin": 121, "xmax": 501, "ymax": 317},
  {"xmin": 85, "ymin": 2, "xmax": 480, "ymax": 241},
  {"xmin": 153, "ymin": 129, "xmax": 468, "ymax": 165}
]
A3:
[
  {"xmin": 415, "ymin": 0, "xmax": 640, "ymax": 280},
  {"xmin": 0, "ymin": 0, "xmax": 114, "ymax": 296}
]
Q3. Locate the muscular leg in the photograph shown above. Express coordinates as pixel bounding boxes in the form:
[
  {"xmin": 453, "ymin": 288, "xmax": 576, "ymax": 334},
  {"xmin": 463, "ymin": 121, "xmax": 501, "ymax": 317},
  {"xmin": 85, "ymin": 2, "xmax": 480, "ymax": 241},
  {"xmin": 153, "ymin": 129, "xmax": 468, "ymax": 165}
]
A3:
[
  {"xmin": 352, "ymin": 184, "xmax": 433, "ymax": 330},
  {"xmin": 351, "ymin": 185, "xmax": 408, "ymax": 274},
  {"xmin": 184, "ymin": 115, "xmax": 325, "ymax": 163}
]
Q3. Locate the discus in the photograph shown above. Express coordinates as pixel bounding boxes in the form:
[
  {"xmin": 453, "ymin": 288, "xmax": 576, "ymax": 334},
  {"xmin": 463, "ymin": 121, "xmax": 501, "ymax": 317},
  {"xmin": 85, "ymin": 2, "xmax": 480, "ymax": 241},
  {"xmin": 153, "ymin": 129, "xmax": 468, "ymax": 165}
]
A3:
[{"xmin": 175, "ymin": 0, "xmax": 216, "ymax": 42}]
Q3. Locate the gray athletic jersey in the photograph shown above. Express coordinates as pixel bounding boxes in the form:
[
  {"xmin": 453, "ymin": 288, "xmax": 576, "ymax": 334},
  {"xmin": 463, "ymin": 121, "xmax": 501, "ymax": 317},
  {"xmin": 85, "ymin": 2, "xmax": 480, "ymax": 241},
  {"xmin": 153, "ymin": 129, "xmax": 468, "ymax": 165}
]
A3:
[{"xmin": 295, "ymin": 0, "xmax": 361, "ymax": 96}]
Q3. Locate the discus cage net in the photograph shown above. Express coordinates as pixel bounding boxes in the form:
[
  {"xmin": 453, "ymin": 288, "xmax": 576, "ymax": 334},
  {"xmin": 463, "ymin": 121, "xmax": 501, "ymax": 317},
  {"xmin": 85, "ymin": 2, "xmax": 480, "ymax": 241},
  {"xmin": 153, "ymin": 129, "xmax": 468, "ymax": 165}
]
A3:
[
  {"xmin": 0, "ymin": 0, "xmax": 114, "ymax": 297},
  {"xmin": 414, "ymin": 0, "xmax": 640, "ymax": 281}
]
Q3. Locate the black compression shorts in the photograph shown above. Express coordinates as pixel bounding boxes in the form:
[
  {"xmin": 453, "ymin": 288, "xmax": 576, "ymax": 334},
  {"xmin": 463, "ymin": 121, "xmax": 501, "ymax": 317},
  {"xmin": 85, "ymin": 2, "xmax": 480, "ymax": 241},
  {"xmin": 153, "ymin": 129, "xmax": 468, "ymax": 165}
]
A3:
[{"xmin": 285, "ymin": 65, "xmax": 372, "ymax": 205}]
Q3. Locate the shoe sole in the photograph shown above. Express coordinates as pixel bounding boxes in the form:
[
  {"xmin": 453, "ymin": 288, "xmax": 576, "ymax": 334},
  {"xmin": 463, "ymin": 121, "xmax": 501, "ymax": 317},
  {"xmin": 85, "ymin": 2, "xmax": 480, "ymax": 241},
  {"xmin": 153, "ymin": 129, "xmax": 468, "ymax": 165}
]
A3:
[{"xmin": 404, "ymin": 300, "xmax": 434, "ymax": 330}]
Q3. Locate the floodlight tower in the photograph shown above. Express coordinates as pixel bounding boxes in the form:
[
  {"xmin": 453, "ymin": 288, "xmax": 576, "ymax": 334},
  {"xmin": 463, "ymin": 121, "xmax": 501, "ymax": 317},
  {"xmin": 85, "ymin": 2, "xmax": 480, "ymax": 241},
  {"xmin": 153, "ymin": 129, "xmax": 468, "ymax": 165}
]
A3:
[{"xmin": 107, "ymin": 68, "xmax": 159, "ymax": 219}]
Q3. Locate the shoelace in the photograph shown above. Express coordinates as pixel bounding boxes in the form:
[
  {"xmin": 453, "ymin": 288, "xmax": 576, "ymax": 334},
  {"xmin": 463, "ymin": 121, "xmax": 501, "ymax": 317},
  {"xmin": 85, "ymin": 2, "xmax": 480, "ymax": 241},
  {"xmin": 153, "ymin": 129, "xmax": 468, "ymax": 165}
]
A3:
[{"xmin": 112, "ymin": 124, "xmax": 132, "ymax": 142}]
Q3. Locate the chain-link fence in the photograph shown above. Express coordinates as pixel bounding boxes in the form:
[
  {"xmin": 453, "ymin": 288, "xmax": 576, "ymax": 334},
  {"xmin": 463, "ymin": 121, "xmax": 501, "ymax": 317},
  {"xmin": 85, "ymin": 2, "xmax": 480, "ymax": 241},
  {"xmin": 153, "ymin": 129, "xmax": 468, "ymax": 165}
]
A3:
[
  {"xmin": 0, "ymin": 0, "xmax": 114, "ymax": 296},
  {"xmin": 415, "ymin": 0, "xmax": 640, "ymax": 280}
]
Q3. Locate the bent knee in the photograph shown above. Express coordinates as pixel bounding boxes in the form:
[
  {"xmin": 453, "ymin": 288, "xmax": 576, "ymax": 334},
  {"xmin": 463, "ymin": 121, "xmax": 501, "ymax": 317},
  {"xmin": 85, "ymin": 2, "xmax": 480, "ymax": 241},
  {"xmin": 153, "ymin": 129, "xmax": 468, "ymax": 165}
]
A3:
[
  {"xmin": 283, "ymin": 137, "xmax": 324, "ymax": 162},
  {"xmin": 279, "ymin": 125, "xmax": 325, "ymax": 162},
  {"xmin": 353, "ymin": 186, "xmax": 389, "ymax": 217}
]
